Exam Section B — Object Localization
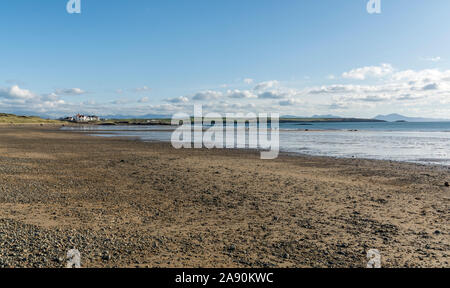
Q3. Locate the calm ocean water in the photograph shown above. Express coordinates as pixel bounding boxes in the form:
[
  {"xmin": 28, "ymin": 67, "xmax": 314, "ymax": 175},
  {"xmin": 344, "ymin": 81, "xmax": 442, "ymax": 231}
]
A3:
[{"xmin": 62, "ymin": 122, "xmax": 450, "ymax": 166}]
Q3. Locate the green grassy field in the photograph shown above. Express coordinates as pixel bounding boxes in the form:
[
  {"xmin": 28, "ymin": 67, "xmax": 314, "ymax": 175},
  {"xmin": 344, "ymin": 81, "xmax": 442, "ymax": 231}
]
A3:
[
  {"xmin": 0, "ymin": 113, "xmax": 384, "ymax": 125},
  {"xmin": 0, "ymin": 113, "xmax": 61, "ymax": 124}
]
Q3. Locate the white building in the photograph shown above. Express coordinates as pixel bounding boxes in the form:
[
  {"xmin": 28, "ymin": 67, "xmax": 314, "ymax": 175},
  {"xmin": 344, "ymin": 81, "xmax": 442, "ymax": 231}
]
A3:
[{"xmin": 73, "ymin": 114, "xmax": 100, "ymax": 122}]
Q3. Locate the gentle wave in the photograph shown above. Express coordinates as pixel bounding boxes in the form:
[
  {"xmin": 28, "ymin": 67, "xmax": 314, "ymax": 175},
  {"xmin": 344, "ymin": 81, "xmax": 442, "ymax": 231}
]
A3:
[{"xmin": 62, "ymin": 122, "xmax": 450, "ymax": 166}]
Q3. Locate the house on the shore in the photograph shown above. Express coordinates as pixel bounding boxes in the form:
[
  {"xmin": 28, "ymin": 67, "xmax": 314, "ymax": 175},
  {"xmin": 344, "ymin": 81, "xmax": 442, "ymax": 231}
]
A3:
[
  {"xmin": 62, "ymin": 114, "xmax": 100, "ymax": 122},
  {"xmin": 74, "ymin": 114, "xmax": 100, "ymax": 122}
]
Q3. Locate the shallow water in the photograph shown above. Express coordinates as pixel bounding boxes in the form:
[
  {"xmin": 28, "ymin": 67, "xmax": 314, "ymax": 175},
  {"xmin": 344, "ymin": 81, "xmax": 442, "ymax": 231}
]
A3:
[{"xmin": 62, "ymin": 122, "xmax": 450, "ymax": 166}]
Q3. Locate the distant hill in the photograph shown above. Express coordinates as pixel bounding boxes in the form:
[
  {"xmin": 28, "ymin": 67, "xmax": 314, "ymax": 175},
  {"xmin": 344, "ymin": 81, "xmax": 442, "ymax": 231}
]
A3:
[
  {"xmin": 374, "ymin": 113, "xmax": 450, "ymax": 122},
  {"xmin": 282, "ymin": 114, "xmax": 342, "ymax": 119},
  {"xmin": 312, "ymin": 114, "xmax": 342, "ymax": 119},
  {"xmin": 0, "ymin": 113, "xmax": 61, "ymax": 124},
  {"xmin": 279, "ymin": 117, "xmax": 384, "ymax": 123},
  {"xmin": 102, "ymin": 114, "xmax": 171, "ymax": 120}
]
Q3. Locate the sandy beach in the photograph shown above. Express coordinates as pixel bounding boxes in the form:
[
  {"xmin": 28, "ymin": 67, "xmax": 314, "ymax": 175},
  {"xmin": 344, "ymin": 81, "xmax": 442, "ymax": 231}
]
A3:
[{"xmin": 0, "ymin": 125, "xmax": 448, "ymax": 268}]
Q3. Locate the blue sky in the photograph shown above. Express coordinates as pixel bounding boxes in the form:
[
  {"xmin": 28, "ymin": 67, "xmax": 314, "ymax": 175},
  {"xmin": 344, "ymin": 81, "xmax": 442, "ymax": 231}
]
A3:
[{"xmin": 1, "ymin": 0, "xmax": 450, "ymax": 118}]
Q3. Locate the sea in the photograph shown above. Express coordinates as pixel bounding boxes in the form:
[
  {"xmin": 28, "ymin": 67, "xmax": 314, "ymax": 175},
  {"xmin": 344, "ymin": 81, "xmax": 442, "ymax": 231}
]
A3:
[{"xmin": 62, "ymin": 121, "xmax": 450, "ymax": 166}]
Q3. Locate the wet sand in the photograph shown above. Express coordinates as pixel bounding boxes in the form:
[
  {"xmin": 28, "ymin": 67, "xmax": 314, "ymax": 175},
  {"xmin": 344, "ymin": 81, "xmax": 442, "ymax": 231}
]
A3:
[{"xmin": 0, "ymin": 125, "xmax": 448, "ymax": 268}]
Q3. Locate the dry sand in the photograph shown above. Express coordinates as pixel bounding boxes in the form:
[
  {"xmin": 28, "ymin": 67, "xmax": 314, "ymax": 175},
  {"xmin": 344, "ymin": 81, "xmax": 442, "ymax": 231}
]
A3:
[{"xmin": 0, "ymin": 125, "xmax": 448, "ymax": 268}]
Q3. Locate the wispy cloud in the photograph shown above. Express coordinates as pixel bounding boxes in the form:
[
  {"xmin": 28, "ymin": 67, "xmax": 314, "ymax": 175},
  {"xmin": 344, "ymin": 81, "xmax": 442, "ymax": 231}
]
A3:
[
  {"xmin": 254, "ymin": 80, "xmax": 279, "ymax": 90},
  {"xmin": 134, "ymin": 86, "xmax": 151, "ymax": 93},
  {"xmin": 165, "ymin": 96, "xmax": 189, "ymax": 103},
  {"xmin": 54, "ymin": 88, "xmax": 86, "ymax": 96},
  {"xmin": 1, "ymin": 63, "xmax": 450, "ymax": 119},
  {"xmin": 258, "ymin": 91, "xmax": 285, "ymax": 99},
  {"xmin": 421, "ymin": 56, "xmax": 442, "ymax": 63},
  {"xmin": 342, "ymin": 63, "xmax": 393, "ymax": 80},
  {"xmin": 227, "ymin": 90, "xmax": 256, "ymax": 99},
  {"xmin": 192, "ymin": 90, "xmax": 222, "ymax": 101},
  {"xmin": 422, "ymin": 83, "xmax": 439, "ymax": 90},
  {"xmin": 138, "ymin": 96, "xmax": 150, "ymax": 103}
]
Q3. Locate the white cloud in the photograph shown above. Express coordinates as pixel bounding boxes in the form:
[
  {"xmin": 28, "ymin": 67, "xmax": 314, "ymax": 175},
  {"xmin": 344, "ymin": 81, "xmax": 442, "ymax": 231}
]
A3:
[
  {"xmin": 0, "ymin": 85, "xmax": 35, "ymax": 99},
  {"xmin": 134, "ymin": 86, "xmax": 151, "ymax": 93},
  {"xmin": 138, "ymin": 97, "xmax": 150, "ymax": 103},
  {"xmin": 227, "ymin": 89, "xmax": 256, "ymax": 99},
  {"xmin": 166, "ymin": 96, "xmax": 189, "ymax": 103},
  {"xmin": 243, "ymin": 78, "xmax": 254, "ymax": 84},
  {"xmin": 229, "ymin": 103, "xmax": 256, "ymax": 110},
  {"xmin": 301, "ymin": 65, "xmax": 450, "ymax": 117},
  {"xmin": 192, "ymin": 90, "xmax": 223, "ymax": 101},
  {"xmin": 1, "ymin": 64, "xmax": 449, "ymax": 119},
  {"xmin": 0, "ymin": 85, "xmax": 71, "ymax": 116},
  {"xmin": 422, "ymin": 56, "xmax": 441, "ymax": 62},
  {"xmin": 83, "ymin": 100, "xmax": 96, "ymax": 105},
  {"xmin": 111, "ymin": 99, "xmax": 129, "ymax": 105},
  {"xmin": 258, "ymin": 91, "xmax": 285, "ymax": 99},
  {"xmin": 335, "ymin": 94, "xmax": 392, "ymax": 103},
  {"xmin": 254, "ymin": 80, "xmax": 279, "ymax": 90},
  {"xmin": 392, "ymin": 69, "xmax": 450, "ymax": 83},
  {"xmin": 279, "ymin": 98, "xmax": 303, "ymax": 106},
  {"xmin": 342, "ymin": 63, "xmax": 393, "ymax": 80},
  {"xmin": 309, "ymin": 85, "xmax": 361, "ymax": 94},
  {"xmin": 55, "ymin": 88, "xmax": 86, "ymax": 96},
  {"xmin": 44, "ymin": 93, "xmax": 60, "ymax": 101},
  {"xmin": 326, "ymin": 103, "xmax": 348, "ymax": 110},
  {"xmin": 422, "ymin": 83, "xmax": 439, "ymax": 91}
]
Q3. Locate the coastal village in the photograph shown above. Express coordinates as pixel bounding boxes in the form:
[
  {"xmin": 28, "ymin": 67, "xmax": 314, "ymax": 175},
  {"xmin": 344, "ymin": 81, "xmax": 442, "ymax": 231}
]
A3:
[{"xmin": 61, "ymin": 114, "xmax": 101, "ymax": 123}]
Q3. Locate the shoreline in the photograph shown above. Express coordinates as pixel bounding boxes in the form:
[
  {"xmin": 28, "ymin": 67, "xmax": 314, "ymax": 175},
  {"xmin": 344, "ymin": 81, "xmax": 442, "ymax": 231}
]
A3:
[
  {"xmin": 68, "ymin": 126, "xmax": 450, "ymax": 169},
  {"xmin": 0, "ymin": 126, "xmax": 448, "ymax": 268}
]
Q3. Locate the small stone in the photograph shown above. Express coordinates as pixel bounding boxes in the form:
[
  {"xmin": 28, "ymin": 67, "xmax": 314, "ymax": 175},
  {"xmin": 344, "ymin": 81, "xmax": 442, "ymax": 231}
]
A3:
[
  {"xmin": 228, "ymin": 244, "xmax": 236, "ymax": 252},
  {"xmin": 102, "ymin": 252, "xmax": 111, "ymax": 261},
  {"xmin": 445, "ymin": 182, "xmax": 449, "ymax": 187},
  {"xmin": 282, "ymin": 253, "xmax": 290, "ymax": 259}
]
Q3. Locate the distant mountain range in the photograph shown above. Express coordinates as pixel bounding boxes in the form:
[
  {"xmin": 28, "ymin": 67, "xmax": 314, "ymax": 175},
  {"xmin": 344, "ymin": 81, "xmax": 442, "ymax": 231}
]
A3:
[
  {"xmin": 4, "ymin": 111, "xmax": 449, "ymax": 123},
  {"xmin": 101, "ymin": 114, "xmax": 172, "ymax": 119},
  {"xmin": 374, "ymin": 113, "xmax": 450, "ymax": 122},
  {"xmin": 282, "ymin": 113, "xmax": 450, "ymax": 122},
  {"xmin": 282, "ymin": 114, "xmax": 342, "ymax": 119},
  {"xmin": 102, "ymin": 113, "xmax": 450, "ymax": 122}
]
